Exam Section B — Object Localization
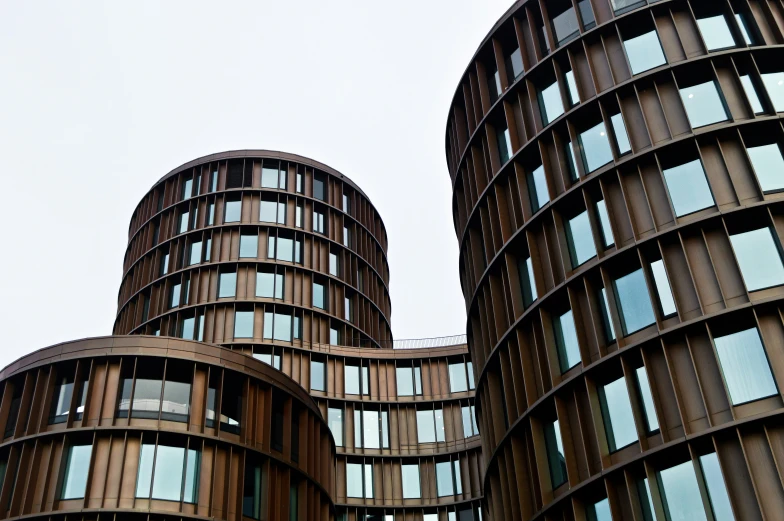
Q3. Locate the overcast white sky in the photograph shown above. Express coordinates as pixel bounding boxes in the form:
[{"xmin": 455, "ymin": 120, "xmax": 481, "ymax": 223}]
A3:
[{"xmin": 0, "ymin": 1, "xmax": 512, "ymax": 368}]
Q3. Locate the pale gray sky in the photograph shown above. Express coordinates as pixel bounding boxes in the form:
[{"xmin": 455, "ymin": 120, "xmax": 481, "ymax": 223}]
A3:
[{"xmin": 0, "ymin": 1, "xmax": 512, "ymax": 368}]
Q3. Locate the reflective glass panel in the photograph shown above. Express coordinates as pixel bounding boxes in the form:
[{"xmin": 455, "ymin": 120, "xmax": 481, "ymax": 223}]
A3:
[
  {"xmin": 566, "ymin": 210, "xmax": 597, "ymax": 267},
  {"xmin": 699, "ymin": 453, "xmax": 735, "ymax": 521},
  {"xmin": 346, "ymin": 463, "xmax": 364, "ymax": 498},
  {"xmin": 311, "ymin": 360, "xmax": 325, "ymax": 391},
  {"xmin": 579, "ymin": 122, "xmax": 614, "ymax": 173},
  {"xmin": 679, "ymin": 81, "xmax": 728, "ymax": 128},
  {"xmin": 506, "ymin": 47, "xmax": 524, "ymax": 82},
  {"xmin": 239, "ymin": 234, "xmax": 258, "ymax": 258},
  {"xmin": 747, "ymin": 144, "xmax": 784, "ymax": 193},
  {"xmin": 713, "ymin": 327, "xmax": 777, "ymax": 405},
  {"xmin": 552, "ymin": 6, "xmax": 579, "ymax": 45},
  {"xmin": 402, "ymin": 464, "xmax": 421, "ymax": 499},
  {"xmin": 161, "ymin": 378, "xmax": 190, "ymax": 422},
  {"xmin": 596, "ymin": 199, "xmax": 614, "ymax": 247},
  {"xmin": 539, "ymin": 80, "xmax": 564, "ymax": 125},
  {"xmin": 635, "ymin": 366, "xmax": 659, "ymax": 432},
  {"xmin": 544, "ymin": 420, "xmax": 567, "ymax": 488},
  {"xmin": 234, "ymin": 311, "xmax": 254, "ymax": 338},
  {"xmin": 600, "ymin": 287, "xmax": 616, "ymax": 342},
  {"xmin": 313, "ymin": 282, "xmax": 325, "ymax": 309},
  {"xmin": 566, "ymin": 69, "xmax": 580, "ymax": 106},
  {"xmin": 259, "ymin": 200, "xmax": 277, "ymax": 222},
  {"xmin": 520, "ymin": 256, "xmax": 538, "ymax": 307},
  {"xmin": 528, "ymin": 165, "xmax": 550, "ymax": 212},
  {"xmin": 417, "ymin": 410, "xmax": 436, "ymax": 443},
  {"xmin": 729, "ymin": 227, "xmax": 784, "ymax": 291},
  {"xmin": 600, "ymin": 376, "xmax": 638, "ymax": 451},
  {"xmin": 497, "ymin": 126, "xmax": 512, "ymax": 164},
  {"xmin": 346, "ymin": 365, "xmax": 361, "ymax": 395},
  {"xmin": 614, "ymin": 268, "xmax": 656, "ymax": 335},
  {"xmin": 261, "ymin": 166, "xmax": 278, "ymax": 188},
  {"xmin": 436, "ymin": 461, "xmax": 454, "ymax": 497},
  {"xmin": 735, "ymin": 13, "xmax": 754, "ymax": 45},
  {"xmin": 662, "ymin": 159, "xmax": 715, "ymax": 216},
  {"xmin": 397, "ymin": 367, "xmax": 414, "ymax": 396},
  {"xmin": 363, "ymin": 410, "xmax": 380, "ymax": 449},
  {"xmin": 136, "ymin": 443, "xmax": 155, "ymax": 497},
  {"xmin": 224, "ymin": 200, "xmax": 241, "ymax": 222},
  {"xmin": 740, "ymin": 75, "xmax": 763, "ymax": 114},
  {"xmin": 60, "ymin": 444, "xmax": 92, "ymax": 499},
  {"xmin": 658, "ymin": 460, "xmax": 708, "ymax": 521},
  {"xmin": 696, "ymin": 15, "xmax": 736, "ymax": 51},
  {"xmin": 449, "ymin": 363, "xmax": 468, "ymax": 393},
  {"xmin": 152, "ymin": 445, "xmax": 185, "ymax": 501},
  {"xmin": 189, "ymin": 242, "xmax": 201, "ymax": 265},
  {"xmin": 623, "ymin": 30, "xmax": 666, "ymax": 75},
  {"xmin": 590, "ymin": 498, "xmax": 612, "ymax": 521},
  {"xmin": 218, "ymin": 272, "xmax": 236, "ymax": 298},
  {"xmin": 555, "ymin": 309, "xmax": 581, "ymax": 372},
  {"xmin": 611, "ymin": 113, "xmax": 631, "ymax": 155},
  {"xmin": 651, "ymin": 259, "xmax": 677, "ymax": 317}
]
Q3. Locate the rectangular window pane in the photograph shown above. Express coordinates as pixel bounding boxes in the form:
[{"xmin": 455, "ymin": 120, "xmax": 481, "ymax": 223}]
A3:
[
  {"xmin": 539, "ymin": 80, "xmax": 564, "ymax": 125},
  {"xmin": 658, "ymin": 461, "xmax": 708, "ymax": 521},
  {"xmin": 219, "ymin": 272, "xmax": 236, "ymax": 298},
  {"xmin": 162, "ymin": 377, "xmax": 190, "ymax": 422},
  {"xmin": 449, "ymin": 363, "xmax": 468, "ymax": 393},
  {"xmin": 364, "ymin": 464, "xmax": 374, "ymax": 499},
  {"xmin": 136, "ymin": 443, "xmax": 154, "ymax": 497},
  {"xmin": 311, "ymin": 360, "xmax": 325, "ymax": 391},
  {"xmin": 519, "ymin": 256, "xmax": 538, "ymax": 307},
  {"xmin": 240, "ymin": 234, "xmax": 258, "ymax": 258},
  {"xmin": 729, "ymin": 227, "xmax": 784, "ymax": 291},
  {"xmin": 699, "ymin": 453, "xmax": 735, "ymax": 521},
  {"xmin": 611, "ymin": 113, "xmax": 631, "ymax": 155},
  {"xmin": 313, "ymin": 282, "xmax": 325, "ymax": 309},
  {"xmin": 662, "ymin": 158, "xmax": 714, "ymax": 216},
  {"xmin": 635, "ymin": 366, "xmax": 659, "ymax": 432},
  {"xmin": 747, "ymin": 143, "xmax": 784, "ymax": 192},
  {"xmin": 225, "ymin": 200, "xmax": 241, "ymax": 222},
  {"xmin": 566, "ymin": 210, "xmax": 597, "ymax": 267},
  {"xmin": 397, "ymin": 367, "xmax": 414, "ymax": 396},
  {"xmin": 435, "ymin": 408, "xmax": 446, "ymax": 442},
  {"xmin": 363, "ymin": 410, "xmax": 380, "ymax": 449},
  {"xmin": 261, "ymin": 166, "xmax": 278, "ymax": 188},
  {"xmin": 506, "ymin": 47, "xmax": 524, "ymax": 82},
  {"xmin": 650, "ymin": 259, "xmax": 677, "ymax": 317},
  {"xmin": 589, "ymin": 498, "xmax": 612, "ymax": 521},
  {"xmin": 273, "ymin": 313, "xmax": 292, "ymax": 342},
  {"xmin": 528, "ymin": 165, "xmax": 550, "ymax": 212},
  {"xmin": 179, "ymin": 212, "xmax": 189, "ymax": 233},
  {"xmin": 497, "ymin": 126, "xmax": 512, "ymax": 164},
  {"xmin": 462, "ymin": 406, "xmax": 474, "ymax": 438},
  {"xmin": 346, "ymin": 365, "xmax": 361, "ymax": 395},
  {"xmin": 565, "ymin": 140, "xmax": 580, "ymax": 181},
  {"xmin": 579, "ymin": 122, "xmax": 614, "ymax": 173},
  {"xmin": 417, "ymin": 410, "xmax": 436, "ymax": 443},
  {"xmin": 189, "ymin": 242, "xmax": 201, "ymax": 265},
  {"xmin": 259, "ymin": 200, "xmax": 277, "ymax": 222},
  {"xmin": 552, "ymin": 5, "xmax": 579, "ymax": 45},
  {"xmin": 600, "ymin": 287, "xmax": 616, "ymax": 342},
  {"xmin": 600, "ymin": 376, "xmax": 638, "ymax": 451},
  {"xmin": 623, "ymin": 30, "xmax": 666, "ymax": 75},
  {"xmin": 713, "ymin": 327, "xmax": 777, "ymax": 405},
  {"xmin": 555, "ymin": 309, "xmax": 581, "ymax": 372},
  {"xmin": 696, "ymin": 15, "xmax": 736, "ymax": 51},
  {"xmin": 61, "ymin": 444, "xmax": 92, "ymax": 499},
  {"xmin": 565, "ymin": 69, "xmax": 580, "ymax": 106},
  {"xmin": 614, "ymin": 269, "xmax": 656, "ymax": 335},
  {"xmin": 761, "ymin": 72, "xmax": 784, "ymax": 111},
  {"xmin": 680, "ymin": 81, "xmax": 728, "ymax": 128},
  {"xmin": 183, "ymin": 449, "xmax": 199, "ymax": 503},
  {"xmin": 234, "ymin": 311, "xmax": 254, "ymax": 338},
  {"xmin": 436, "ymin": 461, "xmax": 454, "ymax": 497},
  {"xmin": 328, "ymin": 408, "xmax": 342, "ymax": 446},
  {"xmin": 402, "ymin": 464, "xmax": 421, "ymax": 499},
  {"xmin": 170, "ymin": 282, "xmax": 180, "ymax": 307},
  {"xmin": 242, "ymin": 463, "xmax": 264, "ymax": 519},
  {"xmin": 346, "ymin": 463, "xmax": 363, "ymax": 498},
  {"xmin": 256, "ymin": 271, "xmax": 274, "ymax": 298},
  {"xmin": 544, "ymin": 420, "xmax": 567, "ymax": 488},
  {"xmin": 152, "ymin": 445, "xmax": 185, "ymax": 500},
  {"xmin": 595, "ymin": 199, "xmax": 614, "ymax": 247},
  {"xmin": 736, "ymin": 13, "xmax": 754, "ymax": 45},
  {"xmin": 740, "ymin": 75, "xmax": 764, "ymax": 114}
]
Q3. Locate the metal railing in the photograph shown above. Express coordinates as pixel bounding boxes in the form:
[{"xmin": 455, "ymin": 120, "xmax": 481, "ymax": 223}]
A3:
[{"xmin": 391, "ymin": 334, "xmax": 467, "ymax": 349}]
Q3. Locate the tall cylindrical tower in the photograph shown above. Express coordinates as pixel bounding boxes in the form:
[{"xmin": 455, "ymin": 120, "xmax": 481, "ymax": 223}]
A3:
[{"xmin": 447, "ymin": 0, "xmax": 784, "ymax": 519}]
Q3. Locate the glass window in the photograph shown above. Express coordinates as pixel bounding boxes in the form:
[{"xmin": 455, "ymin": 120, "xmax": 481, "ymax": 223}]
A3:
[
  {"xmin": 313, "ymin": 174, "xmax": 326, "ymax": 201},
  {"xmin": 345, "ymin": 364, "xmax": 368, "ymax": 395},
  {"xmin": 313, "ymin": 281, "xmax": 326, "ymax": 309},
  {"xmin": 161, "ymin": 370, "xmax": 191, "ymax": 422},
  {"xmin": 519, "ymin": 256, "xmax": 538, "ymax": 308},
  {"xmin": 224, "ymin": 200, "xmax": 241, "ymax": 223},
  {"xmin": 544, "ymin": 420, "xmax": 567, "ymax": 488},
  {"xmin": 578, "ymin": 0, "xmax": 596, "ymax": 29},
  {"xmin": 313, "ymin": 209, "xmax": 325, "ymax": 234},
  {"xmin": 402, "ymin": 464, "xmax": 421, "ymax": 499},
  {"xmin": 188, "ymin": 241, "xmax": 201, "ymax": 266},
  {"xmin": 747, "ymin": 143, "xmax": 784, "ymax": 193},
  {"xmin": 680, "ymin": 80, "xmax": 728, "ymax": 128},
  {"xmin": 397, "ymin": 366, "xmax": 422, "ymax": 396},
  {"xmin": 740, "ymin": 75, "xmax": 764, "ymax": 114},
  {"xmin": 345, "ymin": 463, "xmax": 374, "ymax": 499},
  {"xmin": 207, "ymin": 202, "xmax": 215, "ymax": 225},
  {"xmin": 650, "ymin": 260, "xmax": 677, "ymax": 317},
  {"xmin": 699, "ymin": 453, "xmax": 735, "ymax": 521},
  {"xmin": 539, "ymin": 80, "xmax": 564, "ymax": 125},
  {"xmin": 610, "ymin": 113, "xmax": 631, "ymax": 155},
  {"xmin": 344, "ymin": 226, "xmax": 352, "ymax": 248},
  {"xmin": 588, "ymin": 498, "xmax": 612, "ymax": 521},
  {"xmin": 565, "ymin": 140, "xmax": 580, "ymax": 181},
  {"xmin": 595, "ymin": 199, "xmax": 614, "ymax": 248},
  {"xmin": 256, "ymin": 270, "xmax": 283, "ymax": 299},
  {"xmin": 566, "ymin": 210, "xmax": 597, "ymax": 268},
  {"xmin": 329, "ymin": 252, "xmax": 339, "ymax": 276},
  {"xmin": 178, "ymin": 211, "xmax": 189, "ymax": 234},
  {"xmin": 311, "ymin": 360, "xmax": 325, "ymax": 391},
  {"xmin": 623, "ymin": 30, "xmax": 667, "ymax": 75},
  {"xmin": 330, "ymin": 326, "xmax": 339, "ymax": 345},
  {"xmin": 551, "ymin": 3, "xmax": 580, "ymax": 46},
  {"xmin": 49, "ymin": 374, "xmax": 74, "ymax": 424},
  {"xmin": 342, "ymin": 193, "xmax": 351, "ymax": 213},
  {"xmin": 506, "ymin": 47, "xmax": 524, "ymax": 83},
  {"xmin": 182, "ymin": 177, "xmax": 193, "ymax": 200},
  {"xmin": 60, "ymin": 444, "xmax": 92, "ymax": 499},
  {"xmin": 218, "ymin": 271, "xmax": 236, "ymax": 298},
  {"xmin": 565, "ymin": 69, "xmax": 580, "ymax": 106},
  {"xmin": 436, "ymin": 461, "xmax": 456, "ymax": 497},
  {"xmin": 295, "ymin": 203, "xmax": 302, "ymax": 228},
  {"xmin": 136, "ymin": 444, "xmax": 199, "ymax": 503},
  {"xmin": 259, "ymin": 200, "xmax": 277, "ymax": 222},
  {"xmin": 735, "ymin": 13, "xmax": 754, "ymax": 45},
  {"xmin": 239, "ymin": 233, "xmax": 257, "ymax": 258},
  {"xmin": 462, "ymin": 405, "xmax": 479, "ymax": 438},
  {"xmin": 613, "ymin": 268, "xmax": 656, "ymax": 335},
  {"xmin": 261, "ymin": 165, "xmax": 280, "ymax": 188},
  {"xmin": 554, "ymin": 309, "xmax": 581, "ymax": 372},
  {"xmin": 160, "ymin": 252, "xmax": 169, "ymax": 276},
  {"xmin": 599, "ymin": 286, "xmax": 616, "ymax": 343},
  {"xmin": 696, "ymin": 15, "xmax": 736, "ymax": 51},
  {"xmin": 263, "ymin": 312, "xmax": 292, "ymax": 342},
  {"xmin": 662, "ymin": 159, "xmax": 715, "ymax": 217},
  {"xmin": 713, "ymin": 327, "xmax": 777, "ymax": 405},
  {"xmin": 487, "ymin": 68, "xmax": 501, "ymax": 104},
  {"xmin": 449, "ymin": 362, "xmax": 469, "ymax": 393},
  {"xmin": 635, "ymin": 366, "xmax": 659, "ymax": 433},
  {"xmin": 345, "ymin": 297, "xmax": 352, "ymax": 321},
  {"xmin": 328, "ymin": 408, "xmax": 343, "ymax": 446},
  {"xmin": 497, "ymin": 126, "xmax": 512, "ymax": 164},
  {"xmin": 578, "ymin": 122, "xmax": 614, "ymax": 173},
  {"xmin": 528, "ymin": 164, "xmax": 550, "ymax": 212},
  {"xmin": 234, "ymin": 310, "xmax": 254, "ymax": 338},
  {"xmin": 417, "ymin": 409, "xmax": 445, "ymax": 443},
  {"xmin": 729, "ymin": 227, "xmax": 784, "ymax": 291},
  {"xmin": 243, "ymin": 461, "xmax": 266, "ymax": 519},
  {"xmin": 169, "ymin": 283, "xmax": 181, "ymax": 309},
  {"xmin": 658, "ymin": 460, "xmax": 708, "ymax": 521},
  {"xmin": 599, "ymin": 376, "xmax": 638, "ymax": 451},
  {"xmin": 612, "ymin": 0, "xmax": 646, "ymax": 14}
]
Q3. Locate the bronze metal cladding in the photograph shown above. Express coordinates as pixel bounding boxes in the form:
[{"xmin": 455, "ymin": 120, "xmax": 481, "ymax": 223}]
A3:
[{"xmin": 446, "ymin": 0, "xmax": 784, "ymax": 520}]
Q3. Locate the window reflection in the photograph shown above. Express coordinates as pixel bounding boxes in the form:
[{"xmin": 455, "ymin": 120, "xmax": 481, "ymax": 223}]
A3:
[
  {"xmin": 136, "ymin": 443, "xmax": 200, "ymax": 503},
  {"xmin": 599, "ymin": 376, "xmax": 638, "ymax": 451},
  {"xmin": 578, "ymin": 122, "xmax": 614, "ymax": 173},
  {"xmin": 613, "ymin": 268, "xmax": 656, "ymax": 335},
  {"xmin": 623, "ymin": 30, "xmax": 666, "ymax": 75},
  {"xmin": 679, "ymin": 80, "xmax": 728, "ymax": 128},
  {"xmin": 661, "ymin": 158, "xmax": 715, "ymax": 217},
  {"xmin": 658, "ymin": 460, "xmax": 708, "ymax": 521},
  {"xmin": 565, "ymin": 210, "xmax": 597, "ymax": 268},
  {"xmin": 747, "ymin": 144, "xmax": 784, "ymax": 192},
  {"xmin": 713, "ymin": 327, "xmax": 777, "ymax": 405},
  {"xmin": 528, "ymin": 164, "xmax": 550, "ymax": 212},
  {"xmin": 740, "ymin": 75, "xmax": 764, "ymax": 114},
  {"xmin": 729, "ymin": 227, "xmax": 784, "ymax": 291},
  {"xmin": 60, "ymin": 444, "xmax": 92, "ymax": 500}
]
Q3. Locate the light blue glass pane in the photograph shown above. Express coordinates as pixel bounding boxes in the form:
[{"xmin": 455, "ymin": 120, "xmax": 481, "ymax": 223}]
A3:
[
  {"xmin": 179, "ymin": 212, "xmax": 189, "ymax": 233},
  {"xmin": 417, "ymin": 410, "xmax": 436, "ymax": 443},
  {"xmin": 363, "ymin": 410, "xmax": 380, "ymax": 449},
  {"xmin": 740, "ymin": 75, "xmax": 764, "ymax": 113},
  {"xmin": 714, "ymin": 327, "xmax": 777, "ymax": 404},
  {"xmin": 189, "ymin": 242, "xmax": 201, "ymax": 265},
  {"xmin": 364, "ymin": 464, "xmax": 374, "ymax": 499},
  {"xmin": 273, "ymin": 313, "xmax": 292, "ymax": 342},
  {"xmin": 182, "ymin": 178, "xmax": 192, "ymax": 199},
  {"xmin": 498, "ymin": 127, "xmax": 512, "ymax": 164},
  {"xmin": 277, "ymin": 237, "xmax": 294, "ymax": 262},
  {"xmin": 152, "ymin": 445, "xmax": 185, "ymax": 501},
  {"xmin": 659, "ymin": 461, "xmax": 708, "ymax": 521},
  {"xmin": 346, "ymin": 463, "xmax": 363, "ymax": 498},
  {"xmin": 402, "ymin": 464, "xmax": 421, "ymax": 499},
  {"xmin": 611, "ymin": 113, "xmax": 631, "ymax": 154},
  {"xmin": 397, "ymin": 367, "xmax": 414, "ymax": 396},
  {"xmin": 329, "ymin": 253, "xmax": 338, "ymax": 276},
  {"xmin": 651, "ymin": 260, "xmax": 677, "ymax": 316},
  {"xmin": 596, "ymin": 200, "xmax": 614, "ymax": 247},
  {"xmin": 311, "ymin": 360, "xmax": 325, "ymax": 391},
  {"xmin": 453, "ymin": 461, "xmax": 462, "ymax": 494},
  {"xmin": 436, "ymin": 409, "xmax": 446, "ymax": 442},
  {"xmin": 552, "ymin": 7, "xmax": 579, "ymax": 45},
  {"xmin": 624, "ymin": 31, "xmax": 666, "ymax": 75},
  {"xmin": 526, "ymin": 257, "xmax": 538, "ymax": 302},
  {"xmin": 592, "ymin": 498, "xmax": 612, "ymax": 521},
  {"xmin": 636, "ymin": 366, "xmax": 659, "ymax": 432},
  {"xmin": 345, "ymin": 365, "xmax": 360, "ymax": 395},
  {"xmin": 579, "ymin": 0, "xmax": 595, "ymax": 27},
  {"xmin": 612, "ymin": 0, "xmax": 645, "ymax": 12},
  {"xmin": 730, "ymin": 228, "xmax": 784, "ymax": 291},
  {"xmin": 602, "ymin": 376, "xmax": 638, "ymax": 450},
  {"xmin": 234, "ymin": 311, "xmax": 254, "ymax": 338},
  {"xmin": 261, "ymin": 167, "xmax": 278, "ymax": 188},
  {"xmin": 614, "ymin": 269, "xmax": 656, "ymax": 335},
  {"xmin": 680, "ymin": 81, "xmax": 728, "ymax": 128},
  {"xmin": 259, "ymin": 201, "xmax": 277, "ymax": 222},
  {"xmin": 225, "ymin": 200, "xmax": 241, "ymax": 222},
  {"xmin": 462, "ymin": 406, "xmax": 473, "ymax": 438},
  {"xmin": 182, "ymin": 317, "xmax": 195, "ymax": 339},
  {"xmin": 545, "ymin": 420, "xmax": 567, "ymax": 487},
  {"xmin": 540, "ymin": 81, "xmax": 564, "ymax": 125},
  {"xmin": 642, "ymin": 478, "xmax": 656, "ymax": 521},
  {"xmin": 449, "ymin": 363, "xmax": 468, "ymax": 392},
  {"xmin": 240, "ymin": 235, "xmax": 258, "ymax": 258},
  {"xmin": 697, "ymin": 16, "xmax": 736, "ymax": 50},
  {"xmin": 567, "ymin": 211, "xmax": 597, "ymax": 267},
  {"xmin": 183, "ymin": 449, "xmax": 199, "ymax": 503},
  {"xmin": 566, "ymin": 141, "xmax": 580, "ymax": 180},
  {"xmin": 313, "ymin": 282, "xmax": 325, "ymax": 309},
  {"xmin": 579, "ymin": 122, "xmax": 614, "ymax": 173},
  {"xmin": 529, "ymin": 165, "xmax": 550, "ymax": 211},
  {"xmin": 330, "ymin": 327, "xmax": 339, "ymax": 345},
  {"xmin": 436, "ymin": 461, "xmax": 454, "ymax": 496},
  {"xmin": 136, "ymin": 444, "xmax": 154, "ymax": 497},
  {"xmin": 219, "ymin": 272, "xmax": 236, "ymax": 298},
  {"xmin": 256, "ymin": 272, "xmax": 273, "ymax": 298},
  {"xmin": 61, "ymin": 445, "xmax": 92, "ymax": 499},
  {"xmin": 699, "ymin": 453, "xmax": 735, "ymax": 521},
  {"xmin": 328, "ymin": 408, "xmax": 343, "ymax": 446},
  {"xmin": 662, "ymin": 159, "xmax": 715, "ymax": 216},
  {"xmin": 747, "ymin": 144, "xmax": 784, "ymax": 192},
  {"xmin": 555, "ymin": 310, "xmax": 581, "ymax": 372},
  {"xmin": 735, "ymin": 13, "xmax": 753, "ymax": 45},
  {"xmin": 601, "ymin": 287, "xmax": 616, "ymax": 341},
  {"xmin": 566, "ymin": 70, "xmax": 580, "ymax": 105}
]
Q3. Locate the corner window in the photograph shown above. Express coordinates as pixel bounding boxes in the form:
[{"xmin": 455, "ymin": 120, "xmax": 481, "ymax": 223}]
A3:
[
  {"xmin": 346, "ymin": 462, "xmax": 373, "ymax": 499},
  {"xmin": 578, "ymin": 122, "xmax": 614, "ymax": 173},
  {"xmin": 234, "ymin": 310, "xmax": 254, "ymax": 338},
  {"xmin": 328, "ymin": 407, "xmax": 343, "ymax": 446},
  {"xmin": 527, "ymin": 164, "xmax": 550, "ymax": 213},
  {"xmin": 599, "ymin": 376, "xmax": 638, "ymax": 452},
  {"xmin": 401, "ymin": 464, "xmax": 421, "ymax": 499},
  {"xmin": 696, "ymin": 15, "xmax": 737, "ymax": 51},
  {"xmin": 554, "ymin": 309, "xmax": 581, "ymax": 372},
  {"xmin": 713, "ymin": 327, "xmax": 777, "ymax": 405},
  {"xmin": 544, "ymin": 420, "xmax": 567, "ymax": 488},
  {"xmin": 650, "ymin": 259, "xmax": 677, "ymax": 317},
  {"xmin": 729, "ymin": 227, "xmax": 784, "ymax": 291},
  {"xmin": 224, "ymin": 199, "xmax": 241, "ymax": 223},
  {"xmin": 519, "ymin": 255, "xmax": 538, "ymax": 308},
  {"xmin": 538, "ymin": 80, "xmax": 564, "ymax": 125},
  {"xmin": 60, "ymin": 444, "xmax": 92, "ymax": 499},
  {"xmin": 218, "ymin": 271, "xmax": 237, "ymax": 298},
  {"xmin": 310, "ymin": 359, "xmax": 326, "ymax": 392},
  {"xmin": 416, "ymin": 408, "xmax": 445, "ymax": 443},
  {"xmin": 623, "ymin": 30, "xmax": 666, "ymax": 75},
  {"xmin": 661, "ymin": 158, "xmax": 715, "ymax": 217},
  {"xmin": 565, "ymin": 210, "xmax": 597, "ymax": 268},
  {"xmin": 747, "ymin": 143, "xmax": 784, "ymax": 192},
  {"xmin": 613, "ymin": 268, "xmax": 656, "ymax": 335},
  {"xmin": 436, "ymin": 460, "xmax": 462, "ymax": 497},
  {"xmin": 679, "ymin": 80, "xmax": 728, "ymax": 128}
]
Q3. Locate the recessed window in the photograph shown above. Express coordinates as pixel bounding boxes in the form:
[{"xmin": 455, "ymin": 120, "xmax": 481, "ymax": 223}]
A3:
[
  {"xmin": 136, "ymin": 444, "xmax": 200, "ymax": 503},
  {"xmin": 234, "ymin": 310, "xmax": 254, "ymax": 338},
  {"xmin": 343, "ymin": 226, "xmax": 352, "ymax": 248},
  {"xmin": 554, "ymin": 309, "xmax": 581, "ymax": 372},
  {"xmin": 354, "ymin": 409, "xmax": 389, "ymax": 449},
  {"xmin": 218, "ymin": 271, "xmax": 236, "ymax": 298},
  {"xmin": 578, "ymin": 122, "xmax": 614, "ymax": 173},
  {"xmin": 342, "ymin": 193, "xmax": 351, "ymax": 214},
  {"xmin": 313, "ymin": 209, "xmax": 325, "ymax": 234},
  {"xmin": 169, "ymin": 283, "xmax": 181, "ymax": 309},
  {"xmin": 528, "ymin": 164, "xmax": 550, "ymax": 212},
  {"xmin": 256, "ymin": 269, "xmax": 283, "ymax": 299},
  {"xmin": 328, "ymin": 408, "xmax": 343, "ymax": 446},
  {"xmin": 696, "ymin": 15, "xmax": 736, "ymax": 51},
  {"xmin": 740, "ymin": 75, "xmax": 764, "ymax": 114},
  {"xmin": 346, "ymin": 463, "xmax": 373, "ymax": 499},
  {"xmin": 330, "ymin": 325, "xmax": 340, "ymax": 345},
  {"xmin": 505, "ymin": 47, "xmax": 524, "ymax": 83},
  {"xmin": 714, "ymin": 327, "xmax": 777, "ymax": 405},
  {"xmin": 345, "ymin": 363, "xmax": 369, "ymax": 396},
  {"xmin": 699, "ymin": 452, "xmax": 735, "ymax": 521},
  {"xmin": 587, "ymin": 498, "xmax": 612, "ymax": 521},
  {"xmin": 313, "ymin": 173, "xmax": 326, "ymax": 201},
  {"xmin": 243, "ymin": 459, "xmax": 267, "ymax": 520},
  {"xmin": 538, "ymin": 80, "xmax": 564, "ymax": 125},
  {"xmin": 623, "ymin": 30, "xmax": 666, "ymax": 75},
  {"xmin": 610, "ymin": 112, "xmax": 631, "ymax": 155},
  {"xmin": 550, "ymin": 0, "xmax": 580, "ymax": 46},
  {"xmin": 544, "ymin": 420, "xmax": 567, "ymax": 488},
  {"xmin": 396, "ymin": 365, "xmax": 423, "ymax": 396},
  {"xmin": 662, "ymin": 158, "xmax": 715, "ymax": 217},
  {"xmin": 60, "ymin": 444, "xmax": 92, "ymax": 499},
  {"xmin": 252, "ymin": 347, "xmax": 281, "ymax": 369},
  {"xmin": 310, "ymin": 359, "xmax": 326, "ymax": 391},
  {"xmin": 595, "ymin": 199, "xmax": 614, "ymax": 248},
  {"xmin": 239, "ymin": 233, "xmax": 258, "ymax": 258},
  {"xmin": 635, "ymin": 366, "xmax": 658, "ymax": 433},
  {"xmin": 417, "ymin": 408, "xmax": 445, "ymax": 443},
  {"xmin": 178, "ymin": 211, "xmax": 189, "ymax": 234},
  {"xmin": 402, "ymin": 464, "xmax": 421, "ymax": 499},
  {"xmin": 189, "ymin": 241, "xmax": 201, "ymax": 266},
  {"xmin": 449, "ymin": 362, "xmax": 471, "ymax": 393},
  {"xmin": 344, "ymin": 296, "xmax": 353, "ymax": 321},
  {"xmin": 207, "ymin": 202, "xmax": 215, "ymax": 225},
  {"xmin": 747, "ymin": 143, "xmax": 784, "ymax": 192},
  {"xmin": 436, "ymin": 460, "xmax": 463, "ymax": 497},
  {"xmin": 497, "ymin": 125, "xmax": 512, "ymax": 164},
  {"xmin": 329, "ymin": 252, "xmax": 339, "ymax": 276},
  {"xmin": 259, "ymin": 200, "xmax": 277, "ymax": 223},
  {"xmin": 679, "ymin": 80, "xmax": 728, "ymax": 128},
  {"xmin": 462, "ymin": 405, "xmax": 479, "ymax": 438},
  {"xmin": 313, "ymin": 281, "xmax": 326, "ymax": 309},
  {"xmin": 599, "ymin": 376, "xmax": 638, "ymax": 451},
  {"xmin": 599, "ymin": 287, "xmax": 616, "ymax": 343},
  {"xmin": 519, "ymin": 255, "xmax": 538, "ymax": 308},
  {"xmin": 611, "ymin": 0, "xmax": 646, "ymax": 15},
  {"xmin": 263, "ymin": 312, "xmax": 293, "ymax": 342},
  {"xmin": 578, "ymin": 0, "xmax": 595, "ymax": 29},
  {"xmin": 729, "ymin": 227, "xmax": 784, "ymax": 291},
  {"xmin": 613, "ymin": 268, "xmax": 656, "ymax": 335},
  {"xmin": 650, "ymin": 259, "xmax": 677, "ymax": 317},
  {"xmin": 224, "ymin": 199, "xmax": 241, "ymax": 223},
  {"xmin": 268, "ymin": 236, "xmax": 301, "ymax": 263},
  {"xmin": 565, "ymin": 140, "xmax": 580, "ymax": 181},
  {"xmin": 565, "ymin": 210, "xmax": 597, "ymax": 268},
  {"xmin": 565, "ymin": 69, "xmax": 580, "ymax": 106}
]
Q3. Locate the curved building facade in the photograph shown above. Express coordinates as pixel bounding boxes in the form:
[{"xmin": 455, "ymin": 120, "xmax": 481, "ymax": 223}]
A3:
[
  {"xmin": 446, "ymin": 1, "xmax": 784, "ymax": 520},
  {"xmin": 0, "ymin": 336, "xmax": 336, "ymax": 521}
]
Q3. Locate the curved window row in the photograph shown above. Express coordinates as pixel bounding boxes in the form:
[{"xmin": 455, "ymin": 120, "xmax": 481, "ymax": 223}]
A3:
[{"xmin": 337, "ymin": 504, "xmax": 482, "ymax": 521}]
